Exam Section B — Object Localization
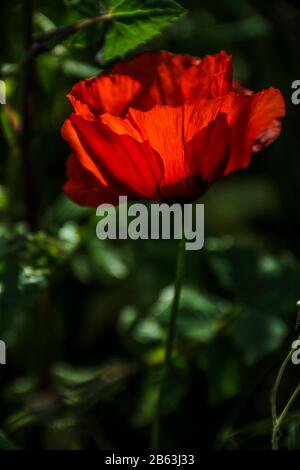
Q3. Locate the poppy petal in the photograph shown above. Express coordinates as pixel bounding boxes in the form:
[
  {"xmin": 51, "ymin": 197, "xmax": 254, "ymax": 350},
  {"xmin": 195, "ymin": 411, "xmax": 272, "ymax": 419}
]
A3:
[
  {"xmin": 68, "ymin": 74, "xmax": 141, "ymax": 116},
  {"xmin": 62, "ymin": 114, "xmax": 164, "ymax": 204},
  {"xmin": 127, "ymin": 106, "xmax": 196, "ymax": 200},
  {"xmin": 122, "ymin": 87, "xmax": 285, "ymax": 199},
  {"xmin": 64, "ymin": 154, "xmax": 119, "ymax": 206},
  {"xmin": 62, "ymin": 51, "xmax": 285, "ymax": 206},
  {"xmin": 221, "ymin": 87, "xmax": 286, "ymax": 174},
  {"xmin": 187, "ymin": 113, "xmax": 231, "ymax": 189},
  {"xmin": 185, "ymin": 88, "xmax": 285, "ymax": 187},
  {"xmin": 112, "ymin": 50, "xmax": 232, "ymax": 109}
]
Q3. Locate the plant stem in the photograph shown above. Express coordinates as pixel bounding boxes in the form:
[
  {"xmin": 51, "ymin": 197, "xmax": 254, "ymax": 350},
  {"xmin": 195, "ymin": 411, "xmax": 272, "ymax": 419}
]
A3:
[
  {"xmin": 30, "ymin": 14, "xmax": 112, "ymax": 58},
  {"xmin": 30, "ymin": 8, "xmax": 181, "ymax": 57},
  {"xmin": 21, "ymin": 0, "xmax": 38, "ymax": 230},
  {"xmin": 151, "ymin": 235, "xmax": 186, "ymax": 449},
  {"xmin": 272, "ymin": 382, "xmax": 300, "ymax": 450},
  {"xmin": 271, "ymin": 350, "xmax": 294, "ymax": 425},
  {"xmin": 271, "ymin": 334, "xmax": 300, "ymax": 449},
  {"xmin": 1, "ymin": 106, "xmax": 21, "ymax": 225}
]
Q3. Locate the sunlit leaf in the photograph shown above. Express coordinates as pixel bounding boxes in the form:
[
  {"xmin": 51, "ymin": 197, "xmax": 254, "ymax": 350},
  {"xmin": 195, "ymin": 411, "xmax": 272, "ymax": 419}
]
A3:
[{"xmin": 103, "ymin": 0, "xmax": 186, "ymax": 62}]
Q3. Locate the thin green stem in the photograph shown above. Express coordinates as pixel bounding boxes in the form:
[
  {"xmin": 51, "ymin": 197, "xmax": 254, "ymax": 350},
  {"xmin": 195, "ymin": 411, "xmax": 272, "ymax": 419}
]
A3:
[
  {"xmin": 30, "ymin": 14, "xmax": 111, "ymax": 58},
  {"xmin": 272, "ymin": 382, "xmax": 300, "ymax": 450},
  {"xmin": 271, "ymin": 334, "xmax": 300, "ymax": 450},
  {"xmin": 151, "ymin": 235, "xmax": 186, "ymax": 449},
  {"xmin": 0, "ymin": 107, "xmax": 21, "ymax": 225},
  {"xmin": 30, "ymin": 9, "xmax": 178, "ymax": 57},
  {"xmin": 271, "ymin": 350, "xmax": 294, "ymax": 425}
]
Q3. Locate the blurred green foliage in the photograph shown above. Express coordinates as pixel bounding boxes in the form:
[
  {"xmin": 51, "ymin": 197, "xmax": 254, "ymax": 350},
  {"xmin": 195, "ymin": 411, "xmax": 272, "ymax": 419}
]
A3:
[{"xmin": 0, "ymin": 0, "xmax": 300, "ymax": 450}]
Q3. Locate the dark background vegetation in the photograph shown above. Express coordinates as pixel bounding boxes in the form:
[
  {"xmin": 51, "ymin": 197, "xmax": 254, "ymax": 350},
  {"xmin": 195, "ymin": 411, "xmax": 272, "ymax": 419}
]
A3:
[{"xmin": 0, "ymin": 0, "xmax": 300, "ymax": 450}]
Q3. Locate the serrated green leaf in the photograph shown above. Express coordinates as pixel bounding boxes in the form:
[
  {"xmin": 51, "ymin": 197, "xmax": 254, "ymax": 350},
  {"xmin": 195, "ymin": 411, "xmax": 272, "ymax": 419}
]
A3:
[{"xmin": 103, "ymin": 0, "xmax": 186, "ymax": 63}]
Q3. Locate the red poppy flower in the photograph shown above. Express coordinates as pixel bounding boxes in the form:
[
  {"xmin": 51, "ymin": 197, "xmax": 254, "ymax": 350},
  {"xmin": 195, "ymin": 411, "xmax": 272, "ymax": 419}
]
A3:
[{"xmin": 61, "ymin": 51, "xmax": 285, "ymax": 206}]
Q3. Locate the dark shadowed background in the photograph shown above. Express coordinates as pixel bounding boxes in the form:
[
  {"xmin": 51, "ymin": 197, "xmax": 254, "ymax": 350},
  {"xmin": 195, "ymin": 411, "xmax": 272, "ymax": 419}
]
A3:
[{"xmin": 0, "ymin": 0, "xmax": 300, "ymax": 450}]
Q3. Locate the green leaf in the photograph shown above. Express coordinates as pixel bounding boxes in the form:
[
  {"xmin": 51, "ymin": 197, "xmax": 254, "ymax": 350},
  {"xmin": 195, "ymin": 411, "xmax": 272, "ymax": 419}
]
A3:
[
  {"xmin": 233, "ymin": 307, "xmax": 287, "ymax": 364},
  {"xmin": 132, "ymin": 358, "xmax": 189, "ymax": 426},
  {"xmin": 0, "ymin": 230, "xmax": 67, "ymax": 317},
  {"xmin": 64, "ymin": 0, "xmax": 106, "ymax": 17},
  {"xmin": 51, "ymin": 360, "xmax": 138, "ymax": 409},
  {"xmin": 62, "ymin": 59, "xmax": 101, "ymax": 78},
  {"xmin": 65, "ymin": 20, "xmax": 105, "ymax": 51},
  {"xmin": 52, "ymin": 362, "xmax": 101, "ymax": 387},
  {"xmin": 0, "ymin": 430, "xmax": 18, "ymax": 450},
  {"xmin": 103, "ymin": 0, "xmax": 186, "ymax": 63},
  {"xmin": 45, "ymin": 194, "xmax": 91, "ymax": 228},
  {"xmin": 206, "ymin": 238, "xmax": 300, "ymax": 363},
  {"xmin": 118, "ymin": 285, "xmax": 232, "ymax": 358},
  {"xmin": 152, "ymin": 285, "xmax": 232, "ymax": 343},
  {"xmin": 34, "ymin": 12, "xmax": 57, "ymax": 33},
  {"xmin": 206, "ymin": 237, "xmax": 300, "ymax": 314},
  {"xmin": 85, "ymin": 238, "xmax": 130, "ymax": 281},
  {"xmin": 119, "ymin": 306, "xmax": 164, "ymax": 347},
  {"xmin": 201, "ymin": 344, "xmax": 243, "ymax": 405}
]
